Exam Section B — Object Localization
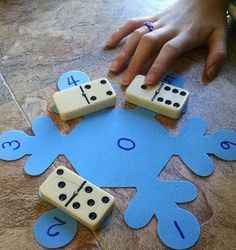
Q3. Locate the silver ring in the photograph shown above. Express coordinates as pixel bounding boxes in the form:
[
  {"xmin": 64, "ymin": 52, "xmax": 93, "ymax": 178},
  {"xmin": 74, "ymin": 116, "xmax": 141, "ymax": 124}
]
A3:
[{"xmin": 144, "ymin": 22, "xmax": 155, "ymax": 32}]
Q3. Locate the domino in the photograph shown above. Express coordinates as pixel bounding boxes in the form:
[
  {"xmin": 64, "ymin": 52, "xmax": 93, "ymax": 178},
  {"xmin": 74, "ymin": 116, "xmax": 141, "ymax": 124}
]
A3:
[
  {"xmin": 125, "ymin": 75, "xmax": 190, "ymax": 119},
  {"xmin": 53, "ymin": 78, "xmax": 116, "ymax": 121},
  {"xmin": 39, "ymin": 166, "xmax": 115, "ymax": 230}
]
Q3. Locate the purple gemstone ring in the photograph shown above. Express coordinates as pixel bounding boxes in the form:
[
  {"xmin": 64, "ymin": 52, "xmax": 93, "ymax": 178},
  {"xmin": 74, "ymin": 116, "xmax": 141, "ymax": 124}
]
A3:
[{"xmin": 144, "ymin": 22, "xmax": 155, "ymax": 32}]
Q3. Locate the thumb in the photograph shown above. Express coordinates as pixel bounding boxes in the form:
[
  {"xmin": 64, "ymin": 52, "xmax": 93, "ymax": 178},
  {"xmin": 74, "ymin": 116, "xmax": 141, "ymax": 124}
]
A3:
[{"xmin": 203, "ymin": 28, "xmax": 227, "ymax": 82}]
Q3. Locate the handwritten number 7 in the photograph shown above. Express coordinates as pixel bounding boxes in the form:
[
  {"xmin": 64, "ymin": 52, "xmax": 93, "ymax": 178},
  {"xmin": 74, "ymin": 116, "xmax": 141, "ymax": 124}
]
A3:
[{"xmin": 47, "ymin": 216, "xmax": 67, "ymax": 237}]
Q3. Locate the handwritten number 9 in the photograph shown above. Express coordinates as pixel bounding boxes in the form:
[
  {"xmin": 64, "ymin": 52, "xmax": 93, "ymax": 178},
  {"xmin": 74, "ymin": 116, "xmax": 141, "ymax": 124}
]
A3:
[
  {"xmin": 2, "ymin": 140, "xmax": 20, "ymax": 150},
  {"xmin": 220, "ymin": 141, "xmax": 236, "ymax": 150},
  {"xmin": 47, "ymin": 216, "xmax": 67, "ymax": 237}
]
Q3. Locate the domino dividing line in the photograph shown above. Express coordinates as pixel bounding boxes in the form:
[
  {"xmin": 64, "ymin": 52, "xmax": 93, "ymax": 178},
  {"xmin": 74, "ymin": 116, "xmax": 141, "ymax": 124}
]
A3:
[{"xmin": 65, "ymin": 180, "xmax": 87, "ymax": 207}]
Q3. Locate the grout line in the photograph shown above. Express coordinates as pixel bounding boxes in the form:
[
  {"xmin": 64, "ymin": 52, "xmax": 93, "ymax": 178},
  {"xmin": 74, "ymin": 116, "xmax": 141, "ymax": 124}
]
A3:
[
  {"xmin": 1, "ymin": 73, "xmax": 59, "ymax": 171},
  {"xmin": 48, "ymin": 52, "xmax": 57, "ymax": 75},
  {"xmin": 0, "ymin": 73, "xmax": 31, "ymax": 126}
]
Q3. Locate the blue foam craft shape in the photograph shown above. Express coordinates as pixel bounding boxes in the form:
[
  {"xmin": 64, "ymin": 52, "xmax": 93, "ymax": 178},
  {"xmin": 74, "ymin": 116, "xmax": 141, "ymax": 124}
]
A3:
[
  {"xmin": 162, "ymin": 72, "xmax": 184, "ymax": 87},
  {"xmin": 57, "ymin": 70, "xmax": 90, "ymax": 90},
  {"xmin": 1, "ymin": 109, "xmax": 236, "ymax": 249},
  {"xmin": 34, "ymin": 208, "xmax": 77, "ymax": 248}
]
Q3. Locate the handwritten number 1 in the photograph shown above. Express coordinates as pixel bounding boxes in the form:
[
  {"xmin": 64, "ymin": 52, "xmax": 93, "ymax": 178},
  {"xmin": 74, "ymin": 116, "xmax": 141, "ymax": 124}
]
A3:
[
  {"xmin": 174, "ymin": 220, "xmax": 185, "ymax": 239},
  {"xmin": 47, "ymin": 216, "xmax": 67, "ymax": 237}
]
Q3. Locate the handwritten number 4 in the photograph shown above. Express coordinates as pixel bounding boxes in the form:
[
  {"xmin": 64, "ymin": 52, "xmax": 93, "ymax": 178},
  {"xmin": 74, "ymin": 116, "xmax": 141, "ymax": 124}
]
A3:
[
  {"xmin": 2, "ymin": 140, "xmax": 20, "ymax": 150},
  {"xmin": 67, "ymin": 76, "xmax": 80, "ymax": 86},
  {"xmin": 47, "ymin": 216, "xmax": 67, "ymax": 237}
]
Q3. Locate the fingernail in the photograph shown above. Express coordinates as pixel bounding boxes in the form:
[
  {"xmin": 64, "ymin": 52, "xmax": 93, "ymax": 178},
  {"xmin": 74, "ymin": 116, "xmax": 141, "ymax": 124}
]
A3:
[
  {"xmin": 122, "ymin": 73, "xmax": 132, "ymax": 85},
  {"xmin": 104, "ymin": 43, "xmax": 111, "ymax": 49},
  {"xmin": 145, "ymin": 73, "xmax": 156, "ymax": 85},
  {"xmin": 207, "ymin": 66, "xmax": 218, "ymax": 81},
  {"xmin": 109, "ymin": 61, "xmax": 119, "ymax": 72},
  {"xmin": 105, "ymin": 39, "xmax": 112, "ymax": 46}
]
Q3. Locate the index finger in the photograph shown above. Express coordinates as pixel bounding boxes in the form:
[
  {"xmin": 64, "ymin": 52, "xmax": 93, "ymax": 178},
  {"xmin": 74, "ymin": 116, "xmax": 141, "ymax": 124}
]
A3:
[
  {"xmin": 145, "ymin": 33, "xmax": 195, "ymax": 85},
  {"xmin": 105, "ymin": 16, "xmax": 156, "ymax": 49}
]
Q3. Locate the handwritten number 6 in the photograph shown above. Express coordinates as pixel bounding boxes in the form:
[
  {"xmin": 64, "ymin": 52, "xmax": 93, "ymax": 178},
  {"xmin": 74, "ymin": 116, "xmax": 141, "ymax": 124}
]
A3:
[
  {"xmin": 2, "ymin": 140, "xmax": 20, "ymax": 150},
  {"xmin": 47, "ymin": 216, "xmax": 67, "ymax": 237}
]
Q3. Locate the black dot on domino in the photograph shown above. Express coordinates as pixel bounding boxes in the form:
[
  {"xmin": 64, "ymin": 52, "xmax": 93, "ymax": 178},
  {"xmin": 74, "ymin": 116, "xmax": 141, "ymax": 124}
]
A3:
[
  {"xmin": 164, "ymin": 86, "xmax": 171, "ymax": 91},
  {"xmin": 87, "ymin": 199, "xmax": 95, "ymax": 206},
  {"xmin": 85, "ymin": 84, "xmax": 91, "ymax": 89},
  {"xmin": 180, "ymin": 91, "xmax": 186, "ymax": 96},
  {"xmin": 102, "ymin": 196, "xmax": 110, "ymax": 203},
  {"xmin": 85, "ymin": 186, "xmax": 93, "ymax": 193},
  {"xmin": 157, "ymin": 97, "xmax": 164, "ymax": 102},
  {"xmin": 58, "ymin": 181, "xmax": 65, "ymax": 188},
  {"xmin": 165, "ymin": 100, "xmax": 171, "ymax": 105},
  {"xmin": 89, "ymin": 212, "xmax": 97, "ymax": 220},
  {"xmin": 57, "ymin": 169, "xmax": 64, "ymax": 175},
  {"xmin": 90, "ymin": 96, "xmax": 96, "ymax": 101},
  {"xmin": 106, "ymin": 90, "xmax": 113, "ymax": 96},
  {"xmin": 141, "ymin": 84, "xmax": 147, "ymax": 89},
  {"xmin": 173, "ymin": 103, "xmax": 180, "ymax": 108},
  {"xmin": 59, "ymin": 194, "xmax": 67, "ymax": 201},
  {"xmin": 100, "ymin": 79, "xmax": 107, "ymax": 84},
  {"xmin": 172, "ymin": 88, "xmax": 178, "ymax": 93},
  {"xmin": 73, "ymin": 202, "xmax": 80, "ymax": 209}
]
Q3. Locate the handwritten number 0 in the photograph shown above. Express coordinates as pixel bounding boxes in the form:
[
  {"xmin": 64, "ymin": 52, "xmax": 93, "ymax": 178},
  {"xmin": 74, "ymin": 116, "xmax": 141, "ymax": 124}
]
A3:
[
  {"xmin": 47, "ymin": 216, "xmax": 67, "ymax": 237},
  {"xmin": 117, "ymin": 138, "xmax": 135, "ymax": 151},
  {"xmin": 2, "ymin": 140, "xmax": 20, "ymax": 150}
]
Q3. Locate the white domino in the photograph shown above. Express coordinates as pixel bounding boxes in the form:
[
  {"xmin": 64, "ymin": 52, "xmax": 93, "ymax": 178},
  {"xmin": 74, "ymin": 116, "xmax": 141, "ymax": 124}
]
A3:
[
  {"xmin": 53, "ymin": 78, "xmax": 116, "ymax": 121},
  {"xmin": 39, "ymin": 166, "xmax": 115, "ymax": 230},
  {"xmin": 125, "ymin": 75, "xmax": 190, "ymax": 119}
]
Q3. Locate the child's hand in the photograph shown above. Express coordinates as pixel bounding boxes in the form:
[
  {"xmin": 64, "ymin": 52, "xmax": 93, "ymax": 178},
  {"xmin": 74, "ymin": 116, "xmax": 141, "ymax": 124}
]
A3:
[{"xmin": 105, "ymin": 0, "xmax": 228, "ymax": 85}]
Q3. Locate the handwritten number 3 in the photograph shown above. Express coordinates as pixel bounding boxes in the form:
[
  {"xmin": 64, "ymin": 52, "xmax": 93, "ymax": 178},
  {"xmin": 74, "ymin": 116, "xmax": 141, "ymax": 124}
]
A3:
[
  {"xmin": 2, "ymin": 140, "xmax": 20, "ymax": 150},
  {"xmin": 47, "ymin": 217, "xmax": 67, "ymax": 237}
]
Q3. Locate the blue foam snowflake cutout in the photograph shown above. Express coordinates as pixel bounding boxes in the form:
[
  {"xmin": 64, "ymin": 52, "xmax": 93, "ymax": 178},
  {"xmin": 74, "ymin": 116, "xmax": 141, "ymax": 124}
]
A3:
[{"xmin": 1, "ymin": 107, "xmax": 235, "ymax": 249}]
